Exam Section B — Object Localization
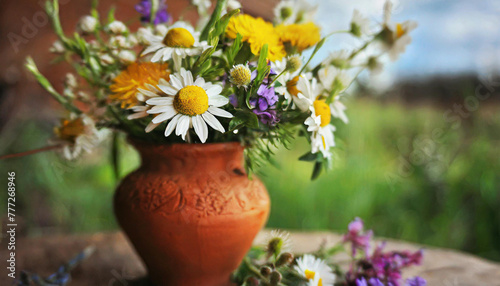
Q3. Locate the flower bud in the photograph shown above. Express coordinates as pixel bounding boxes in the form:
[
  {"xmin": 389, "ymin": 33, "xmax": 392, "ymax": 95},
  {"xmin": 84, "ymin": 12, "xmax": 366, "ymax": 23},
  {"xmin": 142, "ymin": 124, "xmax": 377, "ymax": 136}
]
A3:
[
  {"xmin": 118, "ymin": 50, "xmax": 136, "ymax": 64},
  {"xmin": 229, "ymin": 64, "xmax": 252, "ymax": 88},
  {"xmin": 269, "ymin": 271, "xmax": 282, "ymax": 286},
  {"xmin": 267, "ymin": 237, "xmax": 283, "ymax": 257},
  {"xmin": 245, "ymin": 277, "xmax": 260, "ymax": 286},
  {"xmin": 280, "ymin": 7, "xmax": 293, "ymax": 21},
  {"xmin": 79, "ymin": 16, "xmax": 98, "ymax": 33},
  {"xmin": 49, "ymin": 40, "xmax": 65, "ymax": 54},
  {"xmin": 109, "ymin": 36, "xmax": 130, "ymax": 49},
  {"xmin": 136, "ymin": 27, "xmax": 152, "ymax": 45},
  {"xmin": 108, "ymin": 21, "xmax": 128, "ymax": 34},
  {"xmin": 275, "ymin": 252, "xmax": 294, "ymax": 267},
  {"xmin": 260, "ymin": 266, "xmax": 272, "ymax": 277},
  {"xmin": 285, "ymin": 56, "xmax": 302, "ymax": 73},
  {"xmin": 64, "ymin": 73, "xmax": 78, "ymax": 89},
  {"xmin": 99, "ymin": 54, "xmax": 115, "ymax": 66}
]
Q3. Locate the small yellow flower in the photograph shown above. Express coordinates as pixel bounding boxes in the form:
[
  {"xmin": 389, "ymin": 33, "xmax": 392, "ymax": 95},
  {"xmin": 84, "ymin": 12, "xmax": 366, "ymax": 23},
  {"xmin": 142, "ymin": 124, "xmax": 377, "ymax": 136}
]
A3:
[
  {"xmin": 226, "ymin": 14, "xmax": 286, "ymax": 61},
  {"xmin": 110, "ymin": 62, "xmax": 170, "ymax": 108},
  {"xmin": 229, "ymin": 64, "xmax": 252, "ymax": 88},
  {"xmin": 276, "ymin": 22, "xmax": 321, "ymax": 52}
]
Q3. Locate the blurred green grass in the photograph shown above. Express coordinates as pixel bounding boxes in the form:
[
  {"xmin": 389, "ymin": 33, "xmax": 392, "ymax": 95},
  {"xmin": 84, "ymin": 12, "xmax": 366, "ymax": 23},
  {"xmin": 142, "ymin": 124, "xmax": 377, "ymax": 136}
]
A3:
[{"xmin": 1, "ymin": 98, "xmax": 499, "ymax": 261}]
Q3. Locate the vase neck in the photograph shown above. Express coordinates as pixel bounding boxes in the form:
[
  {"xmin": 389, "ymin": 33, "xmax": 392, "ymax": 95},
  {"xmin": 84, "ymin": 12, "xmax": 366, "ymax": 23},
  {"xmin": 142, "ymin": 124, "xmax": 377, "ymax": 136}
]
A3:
[{"xmin": 133, "ymin": 141, "xmax": 246, "ymax": 174}]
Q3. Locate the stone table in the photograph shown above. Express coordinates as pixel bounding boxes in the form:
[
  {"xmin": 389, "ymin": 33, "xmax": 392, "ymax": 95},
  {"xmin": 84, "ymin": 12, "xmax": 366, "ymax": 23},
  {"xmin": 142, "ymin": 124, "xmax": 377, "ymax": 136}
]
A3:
[{"xmin": 1, "ymin": 231, "xmax": 499, "ymax": 286}]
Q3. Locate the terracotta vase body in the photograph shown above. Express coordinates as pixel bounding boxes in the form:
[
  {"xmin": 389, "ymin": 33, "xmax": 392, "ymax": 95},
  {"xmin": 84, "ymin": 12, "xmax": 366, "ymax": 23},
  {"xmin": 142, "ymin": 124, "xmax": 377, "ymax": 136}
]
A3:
[{"xmin": 114, "ymin": 141, "xmax": 270, "ymax": 286}]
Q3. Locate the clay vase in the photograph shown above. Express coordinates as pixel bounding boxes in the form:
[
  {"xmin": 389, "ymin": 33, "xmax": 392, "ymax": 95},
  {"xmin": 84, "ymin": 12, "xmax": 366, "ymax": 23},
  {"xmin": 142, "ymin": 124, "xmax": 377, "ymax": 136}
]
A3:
[{"xmin": 114, "ymin": 141, "xmax": 270, "ymax": 286}]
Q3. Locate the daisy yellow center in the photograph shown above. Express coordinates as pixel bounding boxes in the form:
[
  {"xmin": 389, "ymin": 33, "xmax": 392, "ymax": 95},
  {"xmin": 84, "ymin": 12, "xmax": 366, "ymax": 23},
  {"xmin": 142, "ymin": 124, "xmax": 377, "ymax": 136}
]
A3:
[
  {"xmin": 304, "ymin": 269, "xmax": 323, "ymax": 286},
  {"xmin": 55, "ymin": 118, "xmax": 85, "ymax": 143},
  {"xmin": 286, "ymin": 76, "xmax": 300, "ymax": 97},
  {"xmin": 396, "ymin": 23, "xmax": 405, "ymax": 38},
  {"xmin": 313, "ymin": 99, "xmax": 331, "ymax": 127},
  {"xmin": 174, "ymin": 85, "xmax": 209, "ymax": 116},
  {"xmin": 163, "ymin": 28, "xmax": 195, "ymax": 48}
]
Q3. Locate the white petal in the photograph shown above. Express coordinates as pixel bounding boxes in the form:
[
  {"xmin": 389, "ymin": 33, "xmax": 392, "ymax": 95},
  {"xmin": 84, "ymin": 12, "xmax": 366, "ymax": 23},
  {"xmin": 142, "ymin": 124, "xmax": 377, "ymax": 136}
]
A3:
[
  {"xmin": 164, "ymin": 114, "xmax": 181, "ymax": 137},
  {"xmin": 142, "ymin": 44, "xmax": 163, "ymax": 56},
  {"xmin": 148, "ymin": 104, "xmax": 175, "ymax": 115},
  {"xmin": 169, "ymin": 74, "xmax": 184, "ymax": 90},
  {"xmin": 146, "ymin": 97, "xmax": 174, "ymax": 105},
  {"xmin": 192, "ymin": 115, "xmax": 208, "ymax": 143},
  {"xmin": 175, "ymin": 115, "xmax": 191, "ymax": 140},
  {"xmin": 157, "ymin": 84, "xmax": 179, "ymax": 96},
  {"xmin": 194, "ymin": 77, "xmax": 205, "ymax": 86},
  {"xmin": 152, "ymin": 108, "xmax": 177, "ymax": 123},
  {"xmin": 208, "ymin": 106, "xmax": 233, "ymax": 118},
  {"xmin": 145, "ymin": 122, "xmax": 160, "ymax": 133},
  {"xmin": 205, "ymin": 85, "xmax": 223, "ymax": 97},
  {"xmin": 151, "ymin": 49, "xmax": 165, "ymax": 62},
  {"xmin": 208, "ymin": 95, "xmax": 229, "ymax": 107},
  {"xmin": 137, "ymin": 88, "xmax": 160, "ymax": 98},
  {"xmin": 202, "ymin": 112, "xmax": 225, "ymax": 133}
]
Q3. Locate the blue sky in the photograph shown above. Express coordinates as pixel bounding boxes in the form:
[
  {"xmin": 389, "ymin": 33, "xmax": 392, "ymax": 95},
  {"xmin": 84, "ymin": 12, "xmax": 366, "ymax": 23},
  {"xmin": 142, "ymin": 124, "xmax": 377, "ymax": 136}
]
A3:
[{"xmin": 309, "ymin": 0, "xmax": 500, "ymax": 81}]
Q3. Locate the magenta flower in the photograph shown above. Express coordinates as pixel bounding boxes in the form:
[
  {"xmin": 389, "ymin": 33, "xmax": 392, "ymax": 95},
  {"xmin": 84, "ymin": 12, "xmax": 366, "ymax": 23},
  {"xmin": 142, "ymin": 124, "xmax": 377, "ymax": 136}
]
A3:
[{"xmin": 344, "ymin": 217, "xmax": 373, "ymax": 256}]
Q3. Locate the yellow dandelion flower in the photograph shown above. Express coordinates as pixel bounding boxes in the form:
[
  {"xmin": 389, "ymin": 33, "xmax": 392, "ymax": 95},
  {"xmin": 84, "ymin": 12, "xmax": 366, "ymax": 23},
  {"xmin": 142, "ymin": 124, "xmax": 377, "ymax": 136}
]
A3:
[
  {"xmin": 110, "ymin": 62, "xmax": 170, "ymax": 108},
  {"xmin": 226, "ymin": 14, "xmax": 286, "ymax": 61},
  {"xmin": 277, "ymin": 22, "xmax": 321, "ymax": 53}
]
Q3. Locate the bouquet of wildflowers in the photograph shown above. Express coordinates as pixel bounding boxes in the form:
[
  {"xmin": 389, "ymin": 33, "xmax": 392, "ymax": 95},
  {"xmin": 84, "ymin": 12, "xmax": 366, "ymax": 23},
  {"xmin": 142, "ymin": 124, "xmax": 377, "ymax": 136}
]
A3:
[
  {"xmin": 235, "ymin": 218, "xmax": 425, "ymax": 286},
  {"xmin": 26, "ymin": 0, "xmax": 416, "ymax": 178}
]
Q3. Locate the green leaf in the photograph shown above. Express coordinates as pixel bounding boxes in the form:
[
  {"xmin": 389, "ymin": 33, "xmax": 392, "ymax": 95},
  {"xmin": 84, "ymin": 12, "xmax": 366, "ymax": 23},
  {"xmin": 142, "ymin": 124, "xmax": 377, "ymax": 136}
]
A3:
[
  {"xmin": 200, "ymin": 0, "xmax": 228, "ymax": 41},
  {"xmin": 228, "ymin": 33, "xmax": 243, "ymax": 66},
  {"xmin": 235, "ymin": 110, "xmax": 259, "ymax": 129},
  {"xmin": 107, "ymin": 7, "xmax": 116, "ymax": 24},
  {"xmin": 209, "ymin": 8, "xmax": 240, "ymax": 41},
  {"xmin": 311, "ymin": 161, "xmax": 323, "ymax": 180},
  {"xmin": 299, "ymin": 152, "xmax": 317, "ymax": 162}
]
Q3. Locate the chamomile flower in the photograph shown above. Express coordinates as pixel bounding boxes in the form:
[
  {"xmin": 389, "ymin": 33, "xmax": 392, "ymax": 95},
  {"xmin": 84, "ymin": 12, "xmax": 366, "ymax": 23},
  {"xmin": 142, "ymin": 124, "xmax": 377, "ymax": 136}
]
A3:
[
  {"xmin": 381, "ymin": 1, "xmax": 417, "ymax": 61},
  {"xmin": 295, "ymin": 254, "xmax": 336, "ymax": 286},
  {"xmin": 293, "ymin": 75, "xmax": 320, "ymax": 112},
  {"xmin": 229, "ymin": 64, "xmax": 252, "ymax": 89},
  {"xmin": 53, "ymin": 115, "xmax": 103, "ymax": 160},
  {"xmin": 305, "ymin": 100, "xmax": 336, "ymax": 160},
  {"xmin": 350, "ymin": 9, "xmax": 371, "ymax": 37},
  {"xmin": 274, "ymin": 0, "xmax": 317, "ymax": 25},
  {"xmin": 141, "ymin": 22, "xmax": 209, "ymax": 64},
  {"xmin": 266, "ymin": 230, "xmax": 292, "ymax": 255},
  {"xmin": 326, "ymin": 49, "xmax": 351, "ymax": 69},
  {"xmin": 318, "ymin": 66, "xmax": 352, "ymax": 95},
  {"xmin": 144, "ymin": 69, "xmax": 232, "ymax": 143}
]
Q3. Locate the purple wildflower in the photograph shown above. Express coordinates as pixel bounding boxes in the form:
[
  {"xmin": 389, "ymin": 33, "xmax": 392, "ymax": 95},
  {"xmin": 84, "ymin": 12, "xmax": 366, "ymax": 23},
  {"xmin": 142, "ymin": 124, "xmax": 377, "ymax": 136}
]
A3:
[
  {"xmin": 369, "ymin": 278, "xmax": 384, "ymax": 286},
  {"xmin": 405, "ymin": 277, "xmax": 427, "ymax": 286},
  {"xmin": 356, "ymin": 278, "xmax": 368, "ymax": 286},
  {"xmin": 249, "ymin": 84, "xmax": 279, "ymax": 125},
  {"xmin": 344, "ymin": 217, "xmax": 373, "ymax": 256},
  {"xmin": 229, "ymin": 94, "xmax": 238, "ymax": 108},
  {"xmin": 135, "ymin": 0, "xmax": 170, "ymax": 24}
]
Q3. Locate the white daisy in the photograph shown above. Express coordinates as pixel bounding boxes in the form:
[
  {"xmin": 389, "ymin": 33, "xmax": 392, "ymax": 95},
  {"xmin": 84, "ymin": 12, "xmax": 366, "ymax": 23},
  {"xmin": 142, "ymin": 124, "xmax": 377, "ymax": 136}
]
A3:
[
  {"xmin": 266, "ymin": 230, "xmax": 292, "ymax": 254},
  {"xmin": 295, "ymin": 254, "xmax": 336, "ymax": 286},
  {"xmin": 382, "ymin": 1, "xmax": 417, "ymax": 61},
  {"xmin": 350, "ymin": 9, "xmax": 371, "ymax": 37},
  {"xmin": 53, "ymin": 115, "xmax": 104, "ymax": 160},
  {"xmin": 305, "ymin": 103, "xmax": 336, "ymax": 160},
  {"xmin": 274, "ymin": 0, "xmax": 317, "ymax": 25},
  {"xmin": 141, "ymin": 22, "xmax": 210, "ymax": 66},
  {"xmin": 326, "ymin": 49, "xmax": 351, "ymax": 69},
  {"xmin": 317, "ymin": 66, "xmax": 352, "ymax": 95},
  {"xmin": 144, "ymin": 68, "xmax": 232, "ymax": 143},
  {"xmin": 293, "ymin": 75, "xmax": 320, "ymax": 112}
]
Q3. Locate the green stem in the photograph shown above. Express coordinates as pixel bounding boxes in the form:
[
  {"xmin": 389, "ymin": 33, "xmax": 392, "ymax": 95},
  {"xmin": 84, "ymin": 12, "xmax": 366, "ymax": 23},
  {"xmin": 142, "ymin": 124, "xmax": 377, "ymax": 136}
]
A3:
[{"xmin": 25, "ymin": 57, "xmax": 81, "ymax": 114}]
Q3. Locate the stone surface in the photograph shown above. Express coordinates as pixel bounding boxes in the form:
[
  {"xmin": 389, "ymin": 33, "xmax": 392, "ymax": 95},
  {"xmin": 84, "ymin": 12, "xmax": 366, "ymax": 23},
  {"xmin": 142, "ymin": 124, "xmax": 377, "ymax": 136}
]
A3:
[{"xmin": 1, "ymin": 231, "xmax": 499, "ymax": 286}]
